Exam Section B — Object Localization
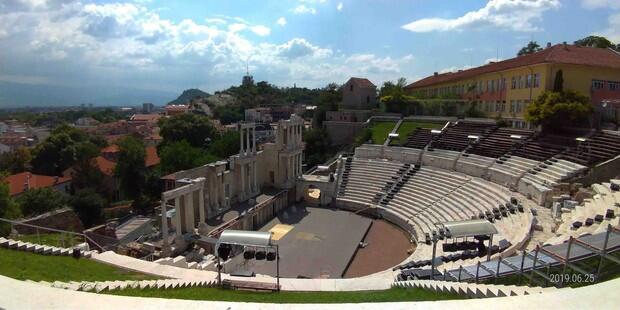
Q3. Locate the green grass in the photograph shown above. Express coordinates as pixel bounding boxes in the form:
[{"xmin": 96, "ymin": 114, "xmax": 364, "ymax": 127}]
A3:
[
  {"xmin": 106, "ymin": 286, "xmax": 464, "ymax": 303},
  {"xmin": 369, "ymin": 121, "xmax": 397, "ymax": 145},
  {"xmin": 392, "ymin": 121, "xmax": 445, "ymax": 145},
  {"xmin": 14, "ymin": 233, "xmax": 85, "ymax": 248},
  {"xmin": 0, "ymin": 248, "xmax": 158, "ymax": 282}
]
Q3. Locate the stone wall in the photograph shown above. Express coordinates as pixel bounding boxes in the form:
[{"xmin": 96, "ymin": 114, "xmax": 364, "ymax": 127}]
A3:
[
  {"xmin": 14, "ymin": 208, "xmax": 84, "ymax": 234},
  {"xmin": 324, "ymin": 121, "xmax": 366, "ymax": 145}
]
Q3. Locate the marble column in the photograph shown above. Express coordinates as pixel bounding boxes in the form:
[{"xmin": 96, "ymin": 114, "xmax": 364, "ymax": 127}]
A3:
[
  {"xmin": 239, "ymin": 127, "xmax": 245, "ymax": 155},
  {"xmin": 174, "ymin": 197, "xmax": 182, "ymax": 237},
  {"xmin": 253, "ymin": 161, "xmax": 257, "ymax": 193},
  {"xmin": 184, "ymin": 193, "xmax": 194, "ymax": 234},
  {"xmin": 252, "ymin": 127, "xmax": 256, "ymax": 153},
  {"xmin": 197, "ymin": 187, "xmax": 208, "ymax": 235},
  {"xmin": 240, "ymin": 163, "xmax": 246, "ymax": 199},
  {"xmin": 198, "ymin": 188, "xmax": 205, "ymax": 223},
  {"xmin": 160, "ymin": 200, "xmax": 168, "ymax": 239},
  {"xmin": 245, "ymin": 127, "xmax": 250, "ymax": 156}
]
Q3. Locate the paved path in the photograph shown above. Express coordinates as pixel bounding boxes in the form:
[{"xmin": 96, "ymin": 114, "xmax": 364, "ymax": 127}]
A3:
[{"xmin": 1, "ymin": 275, "xmax": 618, "ymax": 309}]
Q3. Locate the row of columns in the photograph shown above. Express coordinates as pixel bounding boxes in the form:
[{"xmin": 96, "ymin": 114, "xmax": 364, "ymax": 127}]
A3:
[
  {"xmin": 160, "ymin": 186, "xmax": 206, "ymax": 242},
  {"xmin": 240, "ymin": 125, "xmax": 257, "ymax": 156},
  {"xmin": 239, "ymin": 161, "xmax": 258, "ymax": 198},
  {"xmin": 286, "ymin": 153, "xmax": 303, "ymax": 181}
]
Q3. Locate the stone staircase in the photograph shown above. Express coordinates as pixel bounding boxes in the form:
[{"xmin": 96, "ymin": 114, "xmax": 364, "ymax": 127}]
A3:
[
  {"xmin": 0, "ymin": 237, "xmax": 98, "ymax": 258},
  {"xmin": 393, "ymin": 279, "xmax": 563, "ymax": 298},
  {"xmin": 29, "ymin": 278, "xmax": 217, "ymax": 293},
  {"xmin": 154, "ymin": 254, "xmax": 217, "ymax": 270}
]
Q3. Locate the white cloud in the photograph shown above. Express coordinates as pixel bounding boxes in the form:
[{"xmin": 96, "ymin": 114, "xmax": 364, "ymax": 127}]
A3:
[
  {"xmin": 402, "ymin": 0, "xmax": 560, "ymax": 33},
  {"xmin": 276, "ymin": 17, "xmax": 287, "ymax": 26},
  {"xmin": 0, "ymin": 0, "xmax": 418, "ymax": 98},
  {"xmin": 601, "ymin": 13, "xmax": 620, "ymax": 42},
  {"xmin": 205, "ymin": 17, "xmax": 227, "ymax": 25},
  {"xmin": 292, "ymin": 4, "xmax": 317, "ymax": 15},
  {"xmin": 439, "ymin": 65, "xmax": 473, "ymax": 74},
  {"xmin": 250, "ymin": 25, "xmax": 271, "ymax": 37},
  {"xmin": 581, "ymin": 0, "xmax": 620, "ymax": 10},
  {"xmin": 337, "ymin": 2, "xmax": 343, "ymax": 11}
]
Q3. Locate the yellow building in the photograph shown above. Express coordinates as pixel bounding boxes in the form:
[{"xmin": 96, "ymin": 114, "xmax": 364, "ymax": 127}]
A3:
[{"xmin": 405, "ymin": 44, "xmax": 620, "ymax": 128}]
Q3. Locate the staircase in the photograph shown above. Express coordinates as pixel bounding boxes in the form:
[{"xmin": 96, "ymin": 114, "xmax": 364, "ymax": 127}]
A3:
[
  {"xmin": 29, "ymin": 278, "xmax": 218, "ymax": 293},
  {"xmin": 0, "ymin": 237, "xmax": 98, "ymax": 258},
  {"xmin": 393, "ymin": 279, "xmax": 564, "ymax": 298},
  {"xmin": 378, "ymin": 164, "xmax": 419, "ymax": 206}
]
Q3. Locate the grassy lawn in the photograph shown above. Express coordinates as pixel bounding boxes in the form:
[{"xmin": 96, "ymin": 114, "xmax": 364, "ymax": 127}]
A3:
[
  {"xmin": 391, "ymin": 121, "xmax": 445, "ymax": 146},
  {"xmin": 0, "ymin": 248, "xmax": 158, "ymax": 282},
  {"xmin": 369, "ymin": 121, "xmax": 397, "ymax": 145},
  {"xmin": 106, "ymin": 286, "xmax": 464, "ymax": 303},
  {"xmin": 14, "ymin": 233, "xmax": 85, "ymax": 248}
]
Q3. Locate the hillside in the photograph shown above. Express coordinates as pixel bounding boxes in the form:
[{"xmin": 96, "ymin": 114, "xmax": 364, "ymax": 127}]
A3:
[{"xmin": 168, "ymin": 89, "xmax": 210, "ymax": 105}]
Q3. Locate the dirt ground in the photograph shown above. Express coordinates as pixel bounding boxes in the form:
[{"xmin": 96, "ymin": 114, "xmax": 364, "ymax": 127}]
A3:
[{"xmin": 343, "ymin": 219, "xmax": 415, "ymax": 278}]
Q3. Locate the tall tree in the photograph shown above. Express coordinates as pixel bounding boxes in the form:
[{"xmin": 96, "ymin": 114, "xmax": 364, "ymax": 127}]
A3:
[
  {"xmin": 31, "ymin": 124, "xmax": 102, "ymax": 175},
  {"xmin": 115, "ymin": 136, "xmax": 146, "ymax": 200},
  {"xmin": 159, "ymin": 140, "xmax": 216, "ymax": 175},
  {"xmin": 17, "ymin": 188, "xmax": 67, "ymax": 217},
  {"xmin": 208, "ymin": 131, "xmax": 241, "ymax": 158},
  {"xmin": 553, "ymin": 70, "xmax": 564, "ymax": 92},
  {"xmin": 159, "ymin": 113, "xmax": 217, "ymax": 148},
  {"xmin": 574, "ymin": 35, "xmax": 617, "ymax": 49},
  {"xmin": 0, "ymin": 175, "xmax": 21, "ymax": 236},
  {"xmin": 517, "ymin": 41, "xmax": 543, "ymax": 56},
  {"xmin": 525, "ymin": 90, "xmax": 593, "ymax": 130},
  {"xmin": 70, "ymin": 188, "xmax": 104, "ymax": 228},
  {"xmin": 0, "ymin": 147, "xmax": 31, "ymax": 174},
  {"xmin": 303, "ymin": 128, "xmax": 332, "ymax": 168}
]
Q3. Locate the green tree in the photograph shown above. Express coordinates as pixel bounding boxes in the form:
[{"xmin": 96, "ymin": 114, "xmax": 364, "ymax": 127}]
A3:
[
  {"xmin": 115, "ymin": 136, "xmax": 146, "ymax": 200},
  {"xmin": 159, "ymin": 113, "xmax": 217, "ymax": 148},
  {"xmin": 17, "ymin": 188, "xmax": 67, "ymax": 217},
  {"xmin": 313, "ymin": 83, "xmax": 341, "ymax": 126},
  {"xmin": 553, "ymin": 70, "xmax": 564, "ymax": 92},
  {"xmin": 0, "ymin": 175, "xmax": 21, "ymax": 236},
  {"xmin": 214, "ymin": 105, "xmax": 244, "ymax": 125},
  {"xmin": 525, "ymin": 90, "xmax": 593, "ymax": 130},
  {"xmin": 31, "ymin": 124, "xmax": 102, "ymax": 175},
  {"xmin": 353, "ymin": 128, "xmax": 372, "ymax": 147},
  {"xmin": 574, "ymin": 35, "xmax": 617, "ymax": 50},
  {"xmin": 517, "ymin": 41, "xmax": 543, "ymax": 56},
  {"xmin": 0, "ymin": 147, "xmax": 31, "ymax": 174},
  {"xmin": 380, "ymin": 78, "xmax": 415, "ymax": 114},
  {"xmin": 303, "ymin": 128, "xmax": 332, "ymax": 168},
  {"xmin": 159, "ymin": 140, "xmax": 216, "ymax": 175},
  {"xmin": 208, "ymin": 131, "xmax": 241, "ymax": 158},
  {"xmin": 70, "ymin": 188, "xmax": 105, "ymax": 228}
]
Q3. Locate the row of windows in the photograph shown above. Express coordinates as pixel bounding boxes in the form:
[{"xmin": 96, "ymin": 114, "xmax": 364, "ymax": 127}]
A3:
[
  {"xmin": 419, "ymin": 72, "xmax": 542, "ymax": 97},
  {"xmin": 481, "ymin": 100, "xmax": 530, "ymax": 114},
  {"xmin": 592, "ymin": 80, "xmax": 620, "ymax": 91},
  {"xmin": 511, "ymin": 74, "xmax": 541, "ymax": 89}
]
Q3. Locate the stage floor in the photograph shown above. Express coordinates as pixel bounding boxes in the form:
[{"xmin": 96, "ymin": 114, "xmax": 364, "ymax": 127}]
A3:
[{"xmin": 224, "ymin": 205, "xmax": 372, "ymax": 278}]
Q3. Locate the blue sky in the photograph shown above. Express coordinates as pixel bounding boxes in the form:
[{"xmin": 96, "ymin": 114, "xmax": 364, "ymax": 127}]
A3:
[{"xmin": 0, "ymin": 0, "xmax": 619, "ymax": 106}]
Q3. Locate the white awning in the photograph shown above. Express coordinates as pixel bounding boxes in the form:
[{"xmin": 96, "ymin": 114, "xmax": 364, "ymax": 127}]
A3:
[
  {"xmin": 217, "ymin": 230, "xmax": 272, "ymax": 247},
  {"xmin": 388, "ymin": 133, "xmax": 399, "ymax": 138},
  {"xmin": 441, "ymin": 219, "xmax": 498, "ymax": 238}
]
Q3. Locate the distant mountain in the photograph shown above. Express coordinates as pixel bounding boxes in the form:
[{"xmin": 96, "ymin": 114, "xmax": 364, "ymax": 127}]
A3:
[
  {"xmin": 168, "ymin": 88, "xmax": 210, "ymax": 105},
  {"xmin": 0, "ymin": 81, "xmax": 177, "ymax": 108}
]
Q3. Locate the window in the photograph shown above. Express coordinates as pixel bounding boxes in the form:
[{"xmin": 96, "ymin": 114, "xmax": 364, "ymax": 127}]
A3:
[
  {"xmin": 510, "ymin": 100, "xmax": 515, "ymax": 113},
  {"xmin": 516, "ymin": 100, "xmax": 523, "ymax": 113},
  {"xmin": 609, "ymin": 81, "xmax": 619, "ymax": 91},
  {"xmin": 495, "ymin": 101, "xmax": 501, "ymax": 112},
  {"xmin": 501, "ymin": 78, "xmax": 506, "ymax": 90},
  {"xmin": 533, "ymin": 73, "xmax": 541, "ymax": 88},
  {"xmin": 518, "ymin": 76, "xmax": 524, "ymax": 89},
  {"xmin": 511, "ymin": 77, "xmax": 517, "ymax": 89},
  {"xmin": 526, "ymin": 74, "xmax": 532, "ymax": 88},
  {"xmin": 350, "ymin": 84, "xmax": 354, "ymax": 91},
  {"xmin": 501, "ymin": 101, "xmax": 506, "ymax": 112},
  {"xmin": 592, "ymin": 80, "xmax": 605, "ymax": 90}
]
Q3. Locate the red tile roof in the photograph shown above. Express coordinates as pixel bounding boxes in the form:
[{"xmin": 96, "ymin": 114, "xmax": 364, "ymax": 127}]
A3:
[
  {"xmin": 406, "ymin": 45, "xmax": 620, "ymax": 89},
  {"xmin": 94, "ymin": 156, "xmax": 116, "ymax": 176},
  {"xmin": 347, "ymin": 77, "xmax": 376, "ymax": 88},
  {"xmin": 130, "ymin": 114, "xmax": 161, "ymax": 122},
  {"xmin": 101, "ymin": 144, "xmax": 120, "ymax": 153},
  {"xmin": 5, "ymin": 172, "xmax": 71, "ymax": 196},
  {"xmin": 145, "ymin": 146, "xmax": 160, "ymax": 167}
]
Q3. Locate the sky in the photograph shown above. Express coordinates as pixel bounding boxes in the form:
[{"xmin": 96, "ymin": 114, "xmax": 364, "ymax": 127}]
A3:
[{"xmin": 0, "ymin": 0, "xmax": 619, "ymax": 107}]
